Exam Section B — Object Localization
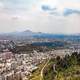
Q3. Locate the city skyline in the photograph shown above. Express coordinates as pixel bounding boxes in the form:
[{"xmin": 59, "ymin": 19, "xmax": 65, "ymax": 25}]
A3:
[{"xmin": 0, "ymin": 0, "xmax": 80, "ymax": 34}]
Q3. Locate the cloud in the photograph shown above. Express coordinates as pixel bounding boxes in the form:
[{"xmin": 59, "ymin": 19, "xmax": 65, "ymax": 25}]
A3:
[
  {"xmin": 41, "ymin": 5, "xmax": 57, "ymax": 11},
  {"xmin": 0, "ymin": 0, "xmax": 40, "ymax": 13},
  {"xmin": 41, "ymin": 5, "xmax": 80, "ymax": 16},
  {"xmin": 63, "ymin": 8, "xmax": 80, "ymax": 16},
  {"xmin": 41, "ymin": 5, "xmax": 59, "ymax": 16},
  {"xmin": 0, "ymin": 0, "xmax": 80, "ymax": 33},
  {"xmin": 40, "ymin": 0, "xmax": 80, "ymax": 16},
  {"xmin": 0, "ymin": 0, "xmax": 80, "ymax": 16}
]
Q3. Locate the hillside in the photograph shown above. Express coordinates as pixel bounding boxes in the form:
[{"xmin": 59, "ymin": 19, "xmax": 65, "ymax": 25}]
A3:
[
  {"xmin": 43, "ymin": 52, "xmax": 80, "ymax": 80},
  {"xmin": 0, "ymin": 30, "xmax": 80, "ymax": 43}
]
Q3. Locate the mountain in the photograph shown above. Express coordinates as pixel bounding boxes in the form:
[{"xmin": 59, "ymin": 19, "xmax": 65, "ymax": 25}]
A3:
[
  {"xmin": 0, "ymin": 30, "xmax": 80, "ymax": 42},
  {"xmin": 0, "ymin": 30, "xmax": 43, "ymax": 40}
]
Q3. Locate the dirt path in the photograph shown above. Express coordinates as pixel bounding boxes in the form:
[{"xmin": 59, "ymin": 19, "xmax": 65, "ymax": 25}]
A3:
[{"xmin": 40, "ymin": 59, "xmax": 50, "ymax": 80}]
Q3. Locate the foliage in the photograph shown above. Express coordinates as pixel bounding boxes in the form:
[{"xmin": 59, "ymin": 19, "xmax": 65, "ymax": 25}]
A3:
[{"xmin": 43, "ymin": 52, "xmax": 80, "ymax": 80}]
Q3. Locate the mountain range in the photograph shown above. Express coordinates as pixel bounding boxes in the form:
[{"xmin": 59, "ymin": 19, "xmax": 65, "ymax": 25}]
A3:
[{"xmin": 0, "ymin": 30, "xmax": 80, "ymax": 42}]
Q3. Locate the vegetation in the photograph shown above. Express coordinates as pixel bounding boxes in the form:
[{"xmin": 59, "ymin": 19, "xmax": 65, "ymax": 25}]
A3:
[
  {"xmin": 29, "ymin": 60, "xmax": 47, "ymax": 80},
  {"xmin": 43, "ymin": 58, "xmax": 56, "ymax": 80},
  {"xmin": 43, "ymin": 52, "xmax": 80, "ymax": 80},
  {"xmin": 10, "ymin": 44, "xmax": 53, "ymax": 54}
]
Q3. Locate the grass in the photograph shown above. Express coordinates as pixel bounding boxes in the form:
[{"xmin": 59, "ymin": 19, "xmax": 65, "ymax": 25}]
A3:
[
  {"xmin": 43, "ymin": 58, "xmax": 56, "ymax": 80},
  {"xmin": 55, "ymin": 65, "xmax": 80, "ymax": 80},
  {"xmin": 43, "ymin": 59, "xmax": 80, "ymax": 80},
  {"xmin": 29, "ymin": 60, "xmax": 47, "ymax": 80},
  {"xmin": 29, "ymin": 58, "xmax": 80, "ymax": 80}
]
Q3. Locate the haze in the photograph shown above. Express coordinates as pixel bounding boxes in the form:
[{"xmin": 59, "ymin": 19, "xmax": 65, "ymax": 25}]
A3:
[{"xmin": 0, "ymin": 0, "xmax": 80, "ymax": 34}]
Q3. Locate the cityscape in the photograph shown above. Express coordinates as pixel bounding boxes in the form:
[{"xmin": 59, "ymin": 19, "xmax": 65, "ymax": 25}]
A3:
[
  {"xmin": 0, "ymin": 34, "xmax": 80, "ymax": 80},
  {"xmin": 0, "ymin": 0, "xmax": 80, "ymax": 80}
]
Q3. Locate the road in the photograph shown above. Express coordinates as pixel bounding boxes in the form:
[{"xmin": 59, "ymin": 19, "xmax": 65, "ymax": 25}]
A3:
[{"xmin": 40, "ymin": 59, "xmax": 50, "ymax": 80}]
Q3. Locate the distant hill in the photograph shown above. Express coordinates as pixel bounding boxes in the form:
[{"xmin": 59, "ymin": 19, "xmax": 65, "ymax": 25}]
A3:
[{"xmin": 0, "ymin": 30, "xmax": 80, "ymax": 42}]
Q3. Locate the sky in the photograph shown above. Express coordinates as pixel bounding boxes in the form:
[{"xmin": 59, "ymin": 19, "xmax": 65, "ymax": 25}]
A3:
[{"xmin": 0, "ymin": 0, "xmax": 80, "ymax": 34}]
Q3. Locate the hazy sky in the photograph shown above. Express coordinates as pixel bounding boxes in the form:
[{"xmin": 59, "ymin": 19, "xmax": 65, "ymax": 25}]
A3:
[{"xmin": 0, "ymin": 0, "xmax": 80, "ymax": 34}]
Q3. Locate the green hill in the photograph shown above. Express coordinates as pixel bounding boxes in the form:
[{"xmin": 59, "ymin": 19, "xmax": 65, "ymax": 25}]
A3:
[{"xmin": 43, "ymin": 52, "xmax": 80, "ymax": 80}]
